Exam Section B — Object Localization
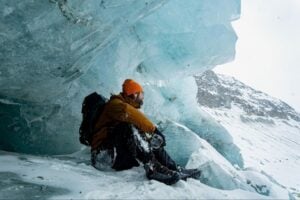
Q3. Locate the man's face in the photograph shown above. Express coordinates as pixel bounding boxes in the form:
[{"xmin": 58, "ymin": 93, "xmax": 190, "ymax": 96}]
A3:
[{"xmin": 135, "ymin": 91, "xmax": 144, "ymax": 107}]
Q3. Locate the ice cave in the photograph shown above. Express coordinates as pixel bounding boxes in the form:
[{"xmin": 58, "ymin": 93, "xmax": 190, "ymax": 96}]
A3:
[{"xmin": 0, "ymin": 0, "xmax": 298, "ymax": 199}]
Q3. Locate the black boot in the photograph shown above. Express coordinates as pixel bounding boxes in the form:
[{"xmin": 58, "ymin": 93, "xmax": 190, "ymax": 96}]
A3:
[
  {"xmin": 144, "ymin": 159, "xmax": 180, "ymax": 185},
  {"xmin": 177, "ymin": 166, "xmax": 201, "ymax": 180}
]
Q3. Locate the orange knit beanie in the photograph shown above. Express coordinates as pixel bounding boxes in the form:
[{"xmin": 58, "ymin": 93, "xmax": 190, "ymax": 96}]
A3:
[{"xmin": 122, "ymin": 79, "xmax": 143, "ymax": 96}]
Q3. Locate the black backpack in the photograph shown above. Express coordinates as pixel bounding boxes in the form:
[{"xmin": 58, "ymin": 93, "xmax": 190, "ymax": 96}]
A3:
[{"xmin": 79, "ymin": 92, "xmax": 107, "ymax": 146}]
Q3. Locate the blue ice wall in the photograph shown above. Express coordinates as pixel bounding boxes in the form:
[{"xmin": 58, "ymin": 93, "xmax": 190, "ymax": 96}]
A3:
[{"xmin": 0, "ymin": 0, "xmax": 241, "ymax": 166}]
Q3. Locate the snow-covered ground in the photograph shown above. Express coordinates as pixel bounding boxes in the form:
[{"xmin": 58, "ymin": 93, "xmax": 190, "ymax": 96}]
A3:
[
  {"xmin": 201, "ymin": 105, "xmax": 300, "ymax": 197},
  {"xmin": 0, "ymin": 147, "xmax": 288, "ymax": 199}
]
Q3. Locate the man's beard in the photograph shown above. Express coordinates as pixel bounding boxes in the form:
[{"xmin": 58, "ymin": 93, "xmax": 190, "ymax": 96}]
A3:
[{"xmin": 136, "ymin": 99, "xmax": 143, "ymax": 108}]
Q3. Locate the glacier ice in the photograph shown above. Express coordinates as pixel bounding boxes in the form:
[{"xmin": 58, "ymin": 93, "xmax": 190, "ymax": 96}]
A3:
[
  {"xmin": 186, "ymin": 146, "xmax": 289, "ymax": 198},
  {"xmin": 2, "ymin": 1, "xmax": 296, "ymax": 198},
  {"xmin": 153, "ymin": 77, "xmax": 244, "ymax": 167},
  {"xmin": 0, "ymin": 0, "xmax": 241, "ymax": 168}
]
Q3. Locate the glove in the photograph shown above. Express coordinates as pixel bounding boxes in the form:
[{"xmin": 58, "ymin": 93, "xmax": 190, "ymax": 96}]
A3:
[{"xmin": 154, "ymin": 128, "xmax": 166, "ymax": 147}]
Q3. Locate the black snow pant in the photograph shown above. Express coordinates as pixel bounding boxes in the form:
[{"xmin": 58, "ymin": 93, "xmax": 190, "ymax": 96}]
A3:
[{"xmin": 102, "ymin": 122, "xmax": 177, "ymax": 171}]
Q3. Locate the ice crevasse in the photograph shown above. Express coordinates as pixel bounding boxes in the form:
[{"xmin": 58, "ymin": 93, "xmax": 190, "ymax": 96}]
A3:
[{"xmin": 0, "ymin": 0, "xmax": 242, "ymax": 168}]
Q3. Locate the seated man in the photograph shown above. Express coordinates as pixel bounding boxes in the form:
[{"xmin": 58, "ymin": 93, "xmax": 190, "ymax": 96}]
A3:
[{"xmin": 91, "ymin": 79, "xmax": 201, "ymax": 185}]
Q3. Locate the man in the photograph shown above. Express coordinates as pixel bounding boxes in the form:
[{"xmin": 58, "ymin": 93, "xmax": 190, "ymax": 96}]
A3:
[{"xmin": 91, "ymin": 79, "xmax": 200, "ymax": 185}]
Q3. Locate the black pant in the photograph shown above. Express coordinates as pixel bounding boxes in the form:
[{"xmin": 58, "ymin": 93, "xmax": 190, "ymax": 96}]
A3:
[{"xmin": 98, "ymin": 123, "xmax": 177, "ymax": 171}]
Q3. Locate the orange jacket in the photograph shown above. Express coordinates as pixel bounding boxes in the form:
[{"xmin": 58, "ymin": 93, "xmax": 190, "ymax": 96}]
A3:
[{"xmin": 91, "ymin": 93, "xmax": 156, "ymax": 150}]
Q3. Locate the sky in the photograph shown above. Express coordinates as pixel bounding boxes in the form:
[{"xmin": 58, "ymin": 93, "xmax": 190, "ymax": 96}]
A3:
[{"xmin": 214, "ymin": 0, "xmax": 300, "ymax": 112}]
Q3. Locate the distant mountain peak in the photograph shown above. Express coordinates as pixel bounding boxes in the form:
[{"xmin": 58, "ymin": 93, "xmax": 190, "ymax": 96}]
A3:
[{"xmin": 195, "ymin": 70, "xmax": 300, "ymax": 122}]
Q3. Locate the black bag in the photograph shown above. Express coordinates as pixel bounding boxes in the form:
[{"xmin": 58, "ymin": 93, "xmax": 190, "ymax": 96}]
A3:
[{"xmin": 79, "ymin": 92, "xmax": 107, "ymax": 146}]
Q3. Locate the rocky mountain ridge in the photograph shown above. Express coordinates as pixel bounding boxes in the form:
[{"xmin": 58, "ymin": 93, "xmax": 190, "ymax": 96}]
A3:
[{"xmin": 195, "ymin": 70, "xmax": 300, "ymax": 124}]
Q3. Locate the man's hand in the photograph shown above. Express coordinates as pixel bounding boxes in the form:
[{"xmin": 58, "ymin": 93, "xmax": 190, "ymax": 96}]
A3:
[{"xmin": 154, "ymin": 128, "xmax": 166, "ymax": 147}]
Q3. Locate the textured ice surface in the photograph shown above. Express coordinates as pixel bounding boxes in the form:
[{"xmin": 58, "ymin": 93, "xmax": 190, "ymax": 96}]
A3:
[
  {"xmin": 160, "ymin": 118, "xmax": 243, "ymax": 168},
  {"xmin": 155, "ymin": 77, "xmax": 244, "ymax": 167},
  {"xmin": 186, "ymin": 145, "xmax": 289, "ymax": 198},
  {"xmin": 0, "ymin": 0, "xmax": 241, "ymax": 164}
]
